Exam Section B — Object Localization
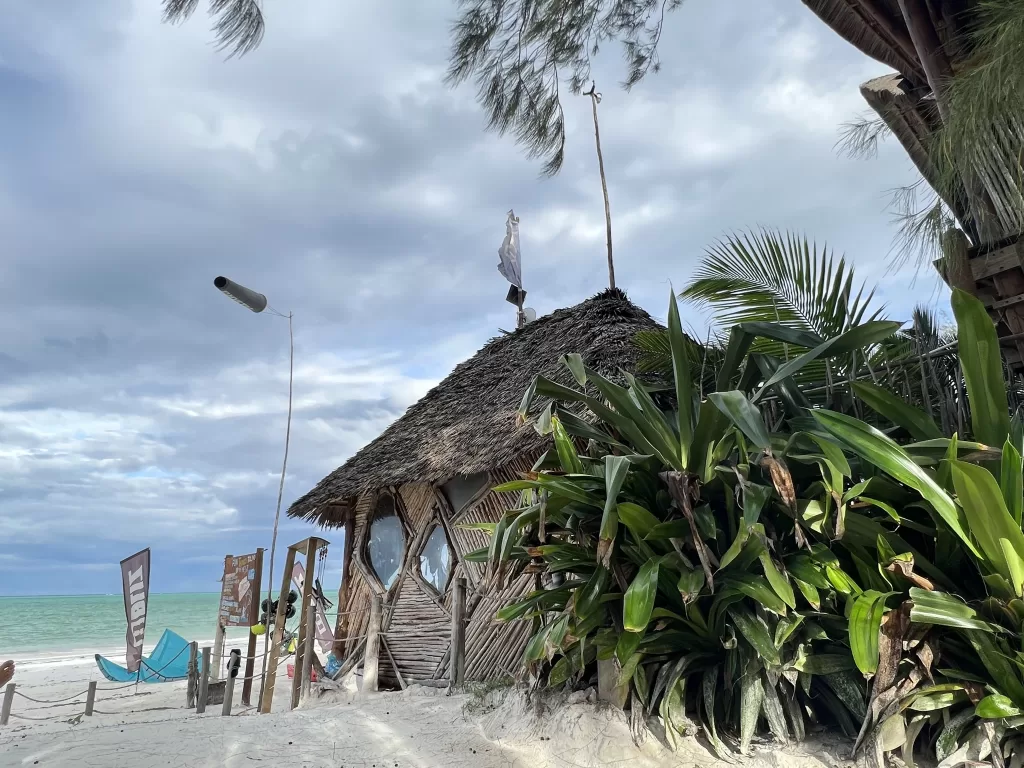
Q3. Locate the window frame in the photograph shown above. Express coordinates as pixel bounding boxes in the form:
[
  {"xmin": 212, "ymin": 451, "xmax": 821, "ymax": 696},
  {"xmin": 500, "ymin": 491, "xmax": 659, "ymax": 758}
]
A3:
[
  {"xmin": 414, "ymin": 519, "xmax": 455, "ymax": 597},
  {"xmin": 358, "ymin": 488, "xmax": 411, "ymax": 596},
  {"xmin": 439, "ymin": 471, "xmax": 492, "ymax": 521}
]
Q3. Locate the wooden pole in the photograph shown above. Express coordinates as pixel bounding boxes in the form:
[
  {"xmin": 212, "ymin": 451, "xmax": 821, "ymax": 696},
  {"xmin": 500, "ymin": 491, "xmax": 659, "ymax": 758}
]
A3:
[
  {"xmin": 332, "ymin": 517, "xmax": 355, "ymax": 658},
  {"xmin": 1, "ymin": 684, "xmax": 14, "ymax": 726},
  {"xmin": 260, "ymin": 546, "xmax": 296, "ymax": 714},
  {"xmin": 85, "ymin": 682, "xmax": 97, "ymax": 716},
  {"xmin": 363, "ymin": 593, "xmax": 382, "ymax": 694},
  {"xmin": 197, "ymin": 646, "xmax": 212, "ymax": 714},
  {"xmin": 299, "ymin": 545, "xmax": 320, "ymax": 703},
  {"xmin": 585, "ymin": 82, "xmax": 615, "ymax": 291},
  {"xmin": 242, "ymin": 548, "xmax": 264, "ymax": 706},
  {"xmin": 186, "ymin": 641, "xmax": 199, "ymax": 708},
  {"xmin": 221, "ymin": 673, "xmax": 236, "ymax": 716},
  {"xmin": 450, "ymin": 577, "xmax": 467, "ymax": 688},
  {"xmin": 292, "ymin": 538, "xmax": 318, "ymax": 709}
]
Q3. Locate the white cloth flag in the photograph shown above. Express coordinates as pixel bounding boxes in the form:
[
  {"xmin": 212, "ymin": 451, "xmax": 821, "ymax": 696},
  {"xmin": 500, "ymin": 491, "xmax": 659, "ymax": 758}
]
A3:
[{"xmin": 497, "ymin": 209, "xmax": 522, "ymax": 289}]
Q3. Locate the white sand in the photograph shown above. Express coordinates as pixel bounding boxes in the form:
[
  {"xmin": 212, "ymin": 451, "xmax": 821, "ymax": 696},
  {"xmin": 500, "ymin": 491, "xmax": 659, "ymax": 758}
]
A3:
[{"xmin": 0, "ymin": 648, "xmax": 850, "ymax": 768}]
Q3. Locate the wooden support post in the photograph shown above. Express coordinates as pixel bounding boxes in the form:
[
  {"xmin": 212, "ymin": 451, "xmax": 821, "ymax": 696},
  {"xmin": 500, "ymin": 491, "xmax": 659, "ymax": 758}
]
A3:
[
  {"xmin": 296, "ymin": 592, "xmax": 317, "ymax": 705},
  {"xmin": 211, "ymin": 619, "xmax": 226, "ymax": 683},
  {"xmin": 221, "ymin": 673, "xmax": 236, "ymax": 716},
  {"xmin": 1, "ymin": 684, "xmax": 14, "ymax": 726},
  {"xmin": 186, "ymin": 641, "xmax": 199, "ymax": 708},
  {"xmin": 290, "ymin": 540, "xmax": 317, "ymax": 708},
  {"xmin": 450, "ymin": 577, "xmax": 467, "ymax": 688},
  {"xmin": 333, "ymin": 516, "xmax": 355, "ymax": 657},
  {"xmin": 242, "ymin": 548, "xmax": 264, "ymax": 706},
  {"xmin": 197, "ymin": 646, "xmax": 212, "ymax": 714},
  {"xmin": 85, "ymin": 681, "xmax": 97, "ymax": 716},
  {"xmin": 260, "ymin": 546, "xmax": 297, "ymax": 714},
  {"xmin": 363, "ymin": 593, "xmax": 382, "ymax": 694}
]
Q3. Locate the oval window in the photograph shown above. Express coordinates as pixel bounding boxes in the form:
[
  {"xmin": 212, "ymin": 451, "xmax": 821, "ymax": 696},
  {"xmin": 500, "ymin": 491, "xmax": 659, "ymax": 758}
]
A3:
[
  {"xmin": 419, "ymin": 525, "xmax": 452, "ymax": 592},
  {"xmin": 367, "ymin": 494, "xmax": 405, "ymax": 589}
]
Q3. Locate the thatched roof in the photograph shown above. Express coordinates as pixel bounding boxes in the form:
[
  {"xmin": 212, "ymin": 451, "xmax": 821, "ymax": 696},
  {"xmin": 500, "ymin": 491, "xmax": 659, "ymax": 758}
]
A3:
[
  {"xmin": 861, "ymin": 73, "xmax": 1024, "ymax": 245},
  {"xmin": 799, "ymin": 0, "xmax": 928, "ymax": 86},
  {"xmin": 288, "ymin": 288, "xmax": 661, "ymax": 527}
]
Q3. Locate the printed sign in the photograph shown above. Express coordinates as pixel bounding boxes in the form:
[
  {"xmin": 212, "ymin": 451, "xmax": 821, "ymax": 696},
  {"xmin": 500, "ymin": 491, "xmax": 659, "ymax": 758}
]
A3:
[
  {"xmin": 120, "ymin": 548, "xmax": 151, "ymax": 673},
  {"xmin": 219, "ymin": 552, "xmax": 261, "ymax": 627},
  {"xmin": 291, "ymin": 562, "xmax": 335, "ymax": 653}
]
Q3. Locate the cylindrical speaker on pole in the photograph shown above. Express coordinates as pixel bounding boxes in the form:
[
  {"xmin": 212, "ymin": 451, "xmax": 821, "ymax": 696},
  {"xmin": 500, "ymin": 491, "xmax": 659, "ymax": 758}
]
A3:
[{"xmin": 213, "ymin": 276, "xmax": 268, "ymax": 313}]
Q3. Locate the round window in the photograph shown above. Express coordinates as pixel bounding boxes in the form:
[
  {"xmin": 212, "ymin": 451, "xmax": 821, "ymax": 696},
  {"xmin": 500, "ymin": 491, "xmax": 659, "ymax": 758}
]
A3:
[{"xmin": 367, "ymin": 494, "xmax": 405, "ymax": 589}]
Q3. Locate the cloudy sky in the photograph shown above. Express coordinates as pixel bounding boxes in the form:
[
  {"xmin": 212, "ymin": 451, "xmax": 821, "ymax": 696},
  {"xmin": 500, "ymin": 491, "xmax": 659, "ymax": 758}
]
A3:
[{"xmin": 0, "ymin": 0, "xmax": 944, "ymax": 596}]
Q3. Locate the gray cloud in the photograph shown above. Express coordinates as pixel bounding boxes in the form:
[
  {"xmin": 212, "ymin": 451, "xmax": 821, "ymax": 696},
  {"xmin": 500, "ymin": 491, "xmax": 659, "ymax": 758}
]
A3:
[{"xmin": 0, "ymin": 0, "xmax": 943, "ymax": 595}]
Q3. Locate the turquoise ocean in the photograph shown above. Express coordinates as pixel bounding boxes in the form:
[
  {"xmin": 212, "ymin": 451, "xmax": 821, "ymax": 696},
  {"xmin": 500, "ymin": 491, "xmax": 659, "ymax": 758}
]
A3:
[{"xmin": 0, "ymin": 593, "xmax": 339, "ymax": 662}]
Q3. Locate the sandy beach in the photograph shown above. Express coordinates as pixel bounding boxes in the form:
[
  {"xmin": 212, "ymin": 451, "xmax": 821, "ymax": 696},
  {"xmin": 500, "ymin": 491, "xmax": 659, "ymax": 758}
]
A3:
[{"xmin": 0, "ymin": 644, "xmax": 848, "ymax": 768}]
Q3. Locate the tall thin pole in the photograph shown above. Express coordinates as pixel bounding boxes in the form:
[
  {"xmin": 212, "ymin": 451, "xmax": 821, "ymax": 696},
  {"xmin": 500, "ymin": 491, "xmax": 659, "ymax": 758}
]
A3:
[
  {"xmin": 258, "ymin": 311, "xmax": 294, "ymax": 705},
  {"xmin": 586, "ymin": 82, "xmax": 615, "ymax": 290}
]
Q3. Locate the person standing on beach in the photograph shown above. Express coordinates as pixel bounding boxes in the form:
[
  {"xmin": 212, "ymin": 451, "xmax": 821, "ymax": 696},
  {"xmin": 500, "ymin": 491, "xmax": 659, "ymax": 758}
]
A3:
[{"xmin": 0, "ymin": 660, "xmax": 13, "ymax": 687}]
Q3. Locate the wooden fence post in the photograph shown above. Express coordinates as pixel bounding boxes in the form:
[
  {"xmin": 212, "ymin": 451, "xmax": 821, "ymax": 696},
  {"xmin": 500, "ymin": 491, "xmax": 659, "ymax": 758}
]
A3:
[
  {"xmin": 291, "ymin": 538, "xmax": 318, "ymax": 710},
  {"xmin": 450, "ymin": 577, "xmax": 467, "ymax": 688},
  {"xmin": 85, "ymin": 681, "xmax": 97, "ymax": 716},
  {"xmin": 211, "ymin": 621, "xmax": 225, "ymax": 683},
  {"xmin": 221, "ymin": 674, "xmax": 236, "ymax": 716},
  {"xmin": 186, "ymin": 641, "xmax": 199, "ymax": 708},
  {"xmin": 363, "ymin": 594, "xmax": 382, "ymax": 694},
  {"xmin": 242, "ymin": 548, "xmax": 264, "ymax": 706},
  {"xmin": 1, "ymin": 684, "xmax": 14, "ymax": 726},
  {"xmin": 197, "ymin": 646, "xmax": 212, "ymax": 714}
]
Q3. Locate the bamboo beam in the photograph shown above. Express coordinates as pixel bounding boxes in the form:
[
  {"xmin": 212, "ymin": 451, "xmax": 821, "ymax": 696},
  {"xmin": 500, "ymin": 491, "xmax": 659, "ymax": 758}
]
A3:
[
  {"xmin": 450, "ymin": 578, "xmax": 467, "ymax": 688},
  {"xmin": 363, "ymin": 594, "xmax": 382, "ymax": 694}
]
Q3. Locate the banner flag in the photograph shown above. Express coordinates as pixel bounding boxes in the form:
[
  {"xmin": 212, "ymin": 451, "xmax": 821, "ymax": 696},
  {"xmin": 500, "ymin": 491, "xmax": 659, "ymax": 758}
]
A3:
[{"xmin": 120, "ymin": 548, "xmax": 151, "ymax": 673}]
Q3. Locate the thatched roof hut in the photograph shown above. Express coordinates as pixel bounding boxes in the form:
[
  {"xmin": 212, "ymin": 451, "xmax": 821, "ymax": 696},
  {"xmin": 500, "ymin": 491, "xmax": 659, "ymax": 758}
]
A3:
[{"xmin": 288, "ymin": 288, "xmax": 660, "ymax": 686}]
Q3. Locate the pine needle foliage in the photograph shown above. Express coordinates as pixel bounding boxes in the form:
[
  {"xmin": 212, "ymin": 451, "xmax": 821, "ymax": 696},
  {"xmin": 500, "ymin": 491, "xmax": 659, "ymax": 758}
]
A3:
[{"xmin": 445, "ymin": 0, "xmax": 685, "ymax": 175}]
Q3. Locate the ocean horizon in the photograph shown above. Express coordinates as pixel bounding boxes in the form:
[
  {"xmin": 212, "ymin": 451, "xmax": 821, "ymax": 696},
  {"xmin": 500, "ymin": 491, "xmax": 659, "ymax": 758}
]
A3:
[{"xmin": 0, "ymin": 592, "xmax": 339, "ymax": 660}]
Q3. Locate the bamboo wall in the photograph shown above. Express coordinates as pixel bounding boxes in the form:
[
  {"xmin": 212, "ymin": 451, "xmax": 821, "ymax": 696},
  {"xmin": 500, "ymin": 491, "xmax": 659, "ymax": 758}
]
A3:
[{"xmin": 332, "ymin": 455, "xmax": 541, "ymax": 687}]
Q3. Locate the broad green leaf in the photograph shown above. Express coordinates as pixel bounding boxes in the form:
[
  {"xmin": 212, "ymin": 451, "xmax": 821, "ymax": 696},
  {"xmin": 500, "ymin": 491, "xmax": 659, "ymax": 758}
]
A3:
[
  {"xmin": 739, "ymin": 663, "xmax": 764, "ymax": 753},
  {"xmin": 597, "ymin": 456, "xmax": 631, "ymax": 567},
  {"xmin": 966, "ymin": 630, "xmax": 1024, "ymax": 708},
  {"xmin": 574, "ymin": 567, "xmax": 611, "ymax": 620},
  {"xmin": 645, "ymin": 519, "xmax": 691, "ymax": 540},
  {"xmin": 690, "ymin": 400, "xmax": 729, "ymax": 482},
  {"xmin": 587, "ymin": 368, "xmax": 680, "ymax": 469},
  {"xmin": 720, "ymin": 574, "xmax": 787, "ymax": 616},
  {"xmin": 909, "ymin": 587, "xmax": 998, "ymax": 632},
  {"xmin": 532, "ymin": 375, "xmax": 662, "ymax": 460},
  {"xmin": 709, "ymin": 391, "xmax": 772, "ymax": 452},
  {"xmin": 976, "ymin": 694, "xmax": 1024, "ymax": 719},
  {"xmin": 563, "ymin": 353, "xmax": 587, "ymax": 386},
  {"xmin": 812, "ymin": 410, "xmax": 980, "ymax": 558},
  {"xmin": 791, "ymin": 654, "xmax": 854, "ymax": 674},
  {"xmin": 951, "ymin": 460, "xmax": 1024, "ymax": 596},
  {"xmin": 759, "ymin": 552, "xmax": 796, "ymax": 609},
  {"xmin": 741, "ymin": 483, "xmax": 773, "ymax": 526},
  {"xmin": 551, "ymin": 409, "xmax": 628, "ymax": 451},
  {"xmin": 729, "ymin": 606, "xmax": 781, "ymax": 666},
  {"xmin": 618, "ymin": 502, "xmax": 661, "ymax": 540},
  {"xmin": 952, "ymin": 288, "xmax": 1010, "ymax": 448},
  {"xmin": 851, "ymin": 381, "xmax": 943, "ymax": 441},
  {"xmin": 756, "ymin": 320, "xmax": 902, "ymax": 397},
  {"xmin": 677, "ymin": 568, "xmax": 705, "ymax": 603},
  {"xmin": 667, "ymin": 290, "xmax": 694, "ymax": 467},
  {"xmin": 615, "ymin": 629, "xmax": 643, "ymax": 664},
  {"xmin": 849, "ymin": 590, "xmax": 893, "ymax": 676},
  {"xmin": 551, "ymin": 415, "xmax": 584, "ymax": 474},
  {"xmin": 624, "ymin": 558, "xmax": 661, "ymax": 632},
  {"xmin": 492, "ymin": 477, "xmax": 602, "ymax": 509},
  {"xmin": 1002, "ymin": 438, "xmax": 1023, "ymax": 526}
]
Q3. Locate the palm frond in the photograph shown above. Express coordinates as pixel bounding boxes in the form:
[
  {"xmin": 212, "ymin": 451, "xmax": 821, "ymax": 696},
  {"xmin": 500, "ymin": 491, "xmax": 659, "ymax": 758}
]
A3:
[
  {"xmin": 680, "ymin": 229, "xmax": 883, "ymax": 341},
  {"xmin": 162, "ymin": 0, "xmax": 264, "ymax": 57}
]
